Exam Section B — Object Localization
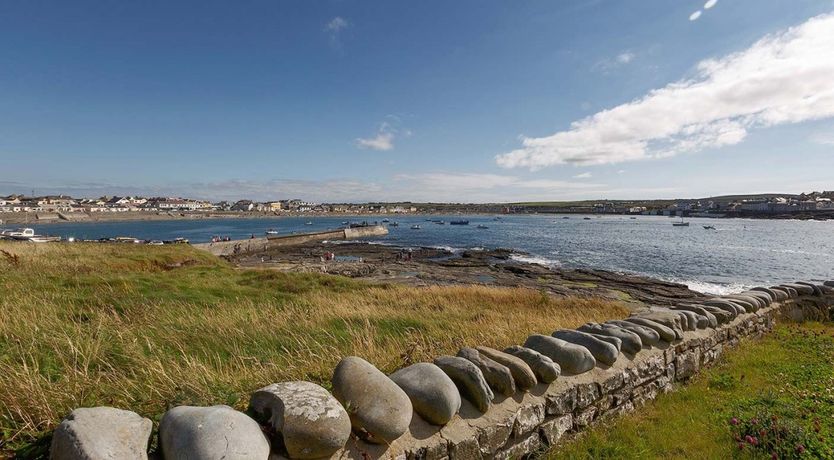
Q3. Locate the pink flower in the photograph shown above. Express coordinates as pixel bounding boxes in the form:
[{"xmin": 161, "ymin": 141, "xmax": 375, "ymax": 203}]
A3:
[
  {"xmin": 745, "ymin": 435, "xmax": 755, "ymax": 444},
  {"xmin": 796, "ymin": 444, "xmax": 806, "ymax": 454},
  {"xmin": 738, "ymin": 442, "xmax": 745, "ymax": 450},
  {"xmin": 730, "ymin": 417, "xmax": 739, "ymax": 425},
  {"xmin": 751, "ymin": 436, "xmax": 759, "ymax": 446}
]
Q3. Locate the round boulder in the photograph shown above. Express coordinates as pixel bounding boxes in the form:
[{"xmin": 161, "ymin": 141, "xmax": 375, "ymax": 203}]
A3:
[
  {"xmin": 434, "ymin": 355, "xmax": 494, "ymax": 413},
  {"xmin": 159, "ymin": 405, "xmax": 270, "ymax": 460},
  {"xmin": 523, "ymin": 334, "xmax": 596, "ymax": 375},
  {"xmin": 475, "ymin": 346, "xmax": 537, "ymax": 391},
  {"xmin": 605, "ymin": 320, "xmax": 661, "ymax": 346},
  {"xmin": 390, "ymin": 363, "xmax": 461, "ymax": 426},
  {"xmin": 502, "ymin": 345, "xmax": 561, "ymax": 383},
  {"xmin": 332, "ymin": 356, "xmax": 412, "ymax": 444},
  {"xmin": 51, "ymin": 407, "xmax": 151, "ymax": 460},
  {"xmin": 457, "ymin": 347, "xmax": 515, "ymax": 396},
  {"xmin": 551, "ymin": 329, "xmax": 619, "ymax": 366},
  {"xmin": 249, "ymin": 381, "xmax": 351, "ymax": 459}
]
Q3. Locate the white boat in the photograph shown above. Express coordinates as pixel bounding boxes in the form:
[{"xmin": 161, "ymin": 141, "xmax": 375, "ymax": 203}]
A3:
[
  {"xmin": 477, "ymin": 224, "xmax": 489, "ymax": 229},
  {"xmin": 305, "ymin": 221, "xmax": 313, "ymax": 225},
  {"xmin": 8, "ymin": 228, "xmax": 36, "ymax": 240},
  {"xmin": 265, "ymin": 229, "xmax": 279, "ymax": 235},
  {"xmin": 29, "ymin": 236, "xmax": 61, "ymax": 243},
  {"xmin": 672, "ymin": 218, "xmax": 690, "ymax": 227},
  {"xmin": 411, "ymin": 224, "xmax": 421, "ymax": 230}
]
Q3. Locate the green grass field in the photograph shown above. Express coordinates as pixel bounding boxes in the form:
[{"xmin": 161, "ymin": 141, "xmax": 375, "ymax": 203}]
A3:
[
  {"xmin": 0, "ymin": 242, "xmax": 627, "ymax": 457},
  {"xmin": 551, "ymin": 322, "xmax": 834, "ymax": 459}
]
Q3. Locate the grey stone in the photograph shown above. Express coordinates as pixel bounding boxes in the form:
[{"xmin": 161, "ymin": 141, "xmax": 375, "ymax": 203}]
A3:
[
  {"xmin": 689, "ymin": 304, "xmax": 732, "ymax": 324},
  {"xmin": 605, "ymin": 320, "xmax": 661, "ymax": 346},
  {"xmin": 824, "ymin": 280, "xmax": 834, "ymax": 287},
  {"xmin": 502, "ymin": 345, "xmax": 561, "ymax": 383},
  {"xmin": 523, "ymin": 334, "xmax": 596, "ymax": 375},
  {"xmin": 551, "ymin": 329, "xmax": 619, "ymax": 366},
  {"xmin": 50, "ymin": 407, "xmax": 151, "ymax": 460},
  {"xmin": 765, "ymin": 287, "xmax": 790, "ymax": 301},
  {"xmin": 750, "ymin": 287, "xmax": 778, "ymax": 302},
  {"xmin": 634, "ymin": 312, "xmax": 684, "ymax": 338},
  {"xmin": 578, "ymin": 324, "xmax": 642, "ymax": 354},
  {"xmin": 795, "ymin": 281, "xmax": 823, "ymax": 296},
  {"xmin": 249, "ymin": 381, "xmax": 350, "ymax": 459},
  {"xmin": 159, "ymin": 405, "xmax": 270, "ymax": 460},
  {"xmin": 742, "ymin": 291, "xmax": 772, "ymax": 306},
  {"xmin": 773, "ymin": 285, "xmax": 799, "ymax": 298},
  {"xmin": 672, "ymin": 305, "xmax": 718, "ymax": 327},
  {"xmin": 724, "ymin": 295, "xmax": 762, "ymax": 311},
  {"xmin": 389, "ymin": 363, "xmax": 461, "ymax": 426},
  {"xmin": 703, "ymin": 299, "xmax": 745, "ymax": 316},
  {"xmin": 624, "ymin": 317, "xmax": 677, "ymax": 342},
  {"xmin": 457, "ymin": 347, "xmax": 516, "ymax": 397},
  {"xmin": 476, "ymin": 346, "xmax": 537, "ymax": 391},
  {"xmin": 434, "ymin": 355, "xmax": 493, "ymax": 413},
  {"xmin": 332, "ymin": 356, "xmax": 412, "ymax": 444}
]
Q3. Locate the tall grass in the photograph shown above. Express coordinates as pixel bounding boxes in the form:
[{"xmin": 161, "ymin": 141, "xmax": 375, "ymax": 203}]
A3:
[{"xmin": 0, "ymin": 242, "xmax": 627, "ymax": 455}]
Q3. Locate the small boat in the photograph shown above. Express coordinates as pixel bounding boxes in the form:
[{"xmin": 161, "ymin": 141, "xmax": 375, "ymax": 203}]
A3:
[
  {"xmin": 388, "ymin": 222, "xmax": 399, "ymax": 227},
  {"xmin": 703, "ymin": 225, "xmax": 716, "ymax": 230},
  {"xmin": 148, "ymin": 240, "xmax": 164, "ymax": 246},
  {"xmin": 477, "ymin": 224, "xmax": 489, "ymax": 229},
  {"xmin": 583, "ymin": 217, "xmax": 591, "ymax": 220},
  {"xmin": 562, "ymin": 216, "xmax": 570, "ymax": 219},
  {"xmin": 29, "ymin": 236, "xmax": 61, "ymax": 243},
  {"xmin": 630, "ymin": 217, "xmax": 637, "ymax": 220},
  {"xmin": 672, "ymin": 218, "xmax": 690, "ymax": 227},
  {"xmin": 265, "ymin": 229, "xmax": 279, "ymax": 235},
  {"xmin": 381, "ymin": 218, "xmax": 390, "ymax": 223},
  {"xmin": 435, "ymin": 220, "xmax": 446, "ymax": 225},
  {"xmin": 341, "ymin": 221, "xmax": 349, "ymax": 225},
  {"xmin": 305, "ymin": 221, "xmax": 313, "ymax": 225},
  {"xmin": 7, "ymin": 228, "xmax": 36, "ymax": 240},
  {"xmin": 173, "ymin": 237, "xmax": 190, "ymax": 244},
  {"xmin": 411, "ymin": 224, "xmax": 421, "ymax": 230},
  {"xmin": 449, "ymin": 220, "xmax": 469, "ymax": 225}
]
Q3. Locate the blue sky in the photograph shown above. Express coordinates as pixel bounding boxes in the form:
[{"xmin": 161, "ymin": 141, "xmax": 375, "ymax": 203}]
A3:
[{"xmin": 1, "ymin": 0, "xmax": 832, "ymax": 202}]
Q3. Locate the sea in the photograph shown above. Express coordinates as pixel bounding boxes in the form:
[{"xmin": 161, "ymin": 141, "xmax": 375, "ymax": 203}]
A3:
[{"xmin": 20, "ymin": 214, "xmax": 834, "ymax": 295}]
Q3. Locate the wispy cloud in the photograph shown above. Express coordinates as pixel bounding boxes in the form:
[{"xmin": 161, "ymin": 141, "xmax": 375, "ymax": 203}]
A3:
[
  {"xmin": 704, "ymin": 0, "xmax": 718, "ymax": 10},
  {"xmin": 324, "ymin": 16, "xmax": 349, "ymax": 51},
  {"xmin": 691, "ymin": 0, "xmax": 718, "ymax": 21},
  {"xmin": 573, "ymin": 172, "xmax": 593, "ymax": 179},
  {"xmin": 356, "ymin": 119, "xmax": 409, "ymax": 151},
  {"xmin": 689, "ymin": 10, "xmax": 702, "ymax": 21},
  {"xmin": 496, "ymin": 13, "xmax": 834, "ymax": 169},
  {"xmin": 593, "ymin": 50, "xmax": 636, "ymax": 73}
]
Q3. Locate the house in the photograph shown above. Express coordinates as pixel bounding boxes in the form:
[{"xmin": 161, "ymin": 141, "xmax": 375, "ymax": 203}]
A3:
[
  {"xmin": 266, "ymin": 201, "xmax": 283, "ymax": 211},
  {"xmin": 231, "ymin": 200, "xmax": 256, "ymax": 212}
]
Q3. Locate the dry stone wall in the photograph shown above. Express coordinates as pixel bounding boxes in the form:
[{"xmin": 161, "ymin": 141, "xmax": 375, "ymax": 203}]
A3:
[{"xmin": 48, "ymin": 281, "xmax": 834, "ymax": 460}]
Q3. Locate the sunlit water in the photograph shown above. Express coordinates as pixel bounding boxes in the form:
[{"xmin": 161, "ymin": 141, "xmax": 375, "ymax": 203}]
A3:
[{"xmin": 21, "ymin": 215, "xmax": 834, "ymax": 295}]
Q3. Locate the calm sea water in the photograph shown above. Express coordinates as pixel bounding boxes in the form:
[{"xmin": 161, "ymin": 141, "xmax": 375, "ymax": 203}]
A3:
[{"xmin": 21, "ymin": 215, "xmax": 834, "ymax": 295}]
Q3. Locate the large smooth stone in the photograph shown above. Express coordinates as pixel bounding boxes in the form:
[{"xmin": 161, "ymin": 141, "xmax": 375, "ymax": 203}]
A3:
[
  {"xmin": 551, "ymin": 330, "xmax": 619, "ymax": 366},
  {"xmin": 624, "ymin": 317, "xmax": 677, "ymax": 342},
  {"xmin": 773, "ymin": 285, "xmax": 798, "ymax": 298},
  {"xmin": 782, "ymin": 283, "xmax": 813, "ymax": 296},
  {"xmin": 457, "ymin": 347, "xmax": 515, "ymax": 396},
  {"xmin": 750, "ymin": 287, "xmax": 778, "ymax": 302},
  {"xmin": 742, "ymin": 291, "xmax": 772, "ymax": 306},
  {"xmin": 650, "ymin": 308, "xmax": 696, "ymax": 330},
  {"xmin": 51, "ymin": 407, "xmax": 151, "ymax": 460},
  {"xmin": 502, "ymin": 345, "xmax": 561, "ymax": 383},
  {"xmin": 249, "ymin": 381, "xmax": 351, "ymax": 459},
  {"xmin": 390, "ymin": 363, "xmax": 461, "ymax": 425},
  {"xmin": 434, "ymin": 355, "xmax": 493, "ymax": 413},
  {"xmin": 824, "ymin": 280, "xmax": 834, "ymax": 287},
  {"xmin": 703, "ymin": 299, "xmax": 745, "ymax": 316},
  {"xmin": 724, "ymin": 295, "xmax": 762, "ymax": 311},
  {"xmin": 332, "ymin": 356, "xmax": 412, "ymax": 444},
  {"xmin": 764, "ymin": 287, "xmax": 789, "ymax": 301},
  {"xmin": 605, "ymin": 320, "xmax": 661, "ymax": 346},
  {"xmin": 795, "ymin": 281, "xmax": 823, "ymax": 296},
  {"xmin": 673, "ymin": 305, "xmax": 718, "ymax": 327},
  {"xmin": 635, "ymin": 312, "xmax": 684, "ymax": 337},
  {"xmin": 159, "ymin": 405, "xmax": 270, "ymax": 460},
  {"xmin": 691, "ymin": 304, "xmax": 733, "ymax": 323},
  {"xmin": 578, "ymin": 324, "xmax": 642, "ymax": 354},
  {"xmin": 476, "ymin": 346, "xmax": 537, "ymax": 391},
  {"xmin": 523, "ymin": 334, "xmax": 596, "ymax": 375}
]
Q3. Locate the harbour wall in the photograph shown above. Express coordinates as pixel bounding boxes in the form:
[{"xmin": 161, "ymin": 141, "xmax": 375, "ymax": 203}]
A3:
[
  {"xmin": 48, "ymin": 281, "xmax": 834, "ymax": 459},
  {"xmin": 193, "ymin": 225, "xmax": 388, "ymax": 256}
]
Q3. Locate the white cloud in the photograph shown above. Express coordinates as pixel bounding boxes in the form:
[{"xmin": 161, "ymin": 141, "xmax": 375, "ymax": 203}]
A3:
[
  {"xmin": 573, "ymin": 172, "xmax": 593, "ymax": 179},
  {"xmin": 324, "ymin": 17, "xmax": 349, "ymax": 50},
  {"xmin": 593, "ymin": 50, "xmax": 636, "ymax": 72},
  {"xmin": 496, "ymin": 13, "xmax": 834, "ymax": 169},
  {"xmin": 616, "ymin": 52, "xmax": 635, "ymax": 64},
  {"xmin": 704, "ymin": 0, "xmax": 718, "ymax": 9},
  {"xmin": 356, "ymin": 121, "xmax": 403, "ymax": 151},
  {"xmin": 689, "ymin": 10, "xmax": 702, "ymax": 21}
]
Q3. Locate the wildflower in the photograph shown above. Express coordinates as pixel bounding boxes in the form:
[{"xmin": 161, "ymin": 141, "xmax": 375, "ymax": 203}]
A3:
[
  {"xmin": 745, "ymin": 435, "xmax": 755, "ymax": 444},
  {"xmin": 730, "ymin": 417, "xmax": 739, "ymax": 425},
  {"xmin": 751, "ymin": 436, "xmax": 759, "ymax": 446},
  {"xmin": 771, "ymin": 453, "xmax": 777, "ymax": 460},
  {"xmin": 738, "ymin": 442, "xmax": 745, "ymax": 450},
  {"xmin": 796, "ymin": 444, "xmax": 806, "ymax": 454}
]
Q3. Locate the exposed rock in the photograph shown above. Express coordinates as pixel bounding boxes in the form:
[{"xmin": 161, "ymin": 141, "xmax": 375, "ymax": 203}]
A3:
[
  {"xmin": 159, "ymin": 405, "xmax": 270, "ymax": 460},
  {"xmin": 692, "ymin": 304, "xmax": 733, "ymax": 324},
  {"xmin": 457, "ymin": 347, "xmax": 516, "ymax": 397},
  {"xmin": 523, "ymin": 334, "xmax": 596, "ymax": 375},
  {"xmin": 476, "ymin": 346, "xmax": 537, "ymax": 391},
  {"xmin": 624, "ymin": 317, "xmax": 677, "ymax": 342},
  {"xmin": 605, "ymin": 320, "xmax": 661, "ymax": 346},
  {"xmin": 551, "ymin": 329, "xmax": 619, "ymax": 366},
  {"xmin": 389, "ymin": 363, "xmax": 461, "ymax": 426},
  {"xmin": 578, "ymin": 323, "xmax": 642, "ymax": 354},
  {"xmin": 703, "ymin": 299, "xmax": 745, "ymax": 316},
  {"xmin": 249, "ymin": 381, "xmax": 350, "ymax": 459},
  {"xmin": 634, "ymin": 312, "xmax": 684, "ymax": 337},
  {"xmin": 772, "ymin": 285, "xmax": 798, "ymax": 298},
  {"xmin": 502, "ymin": 345, "xmax": 561, "ymax": 383},
  {"xmin": 434, "ymin": 355, "xmax": 494, "ymax": 413},
  {"xmin": 724, "ymin": 295, "xmax": 762, "ymax": 312},
  {"xmin": 331, "ymin": 357, "xmax": 412, "ymax": 444},
  {"xmin": 584, "ymin": 332, "xmax": 623, "ymax": 351},
  {"xmin": 742, "ymin": 291, "xmax": 772, "ymax": 306},
  {"xmin": 764, "ymin": 287, "xmax": 789, "ymax": 301},
  {"xmin": 825, "ymin": 280, "xmax": 834, "ymax": 288},
  {"xmin": 50, "ymin": 407, "xmax": 151, "ymax": 460}
]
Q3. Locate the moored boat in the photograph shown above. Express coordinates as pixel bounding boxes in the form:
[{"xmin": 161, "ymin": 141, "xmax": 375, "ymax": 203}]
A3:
[
  {"xmin": 450, "ymin": 220, "xmax": 469, "ymax": 225},
  {"xmin": 411, "ymin": 224, "xmax": 421, "ymax": 230}
]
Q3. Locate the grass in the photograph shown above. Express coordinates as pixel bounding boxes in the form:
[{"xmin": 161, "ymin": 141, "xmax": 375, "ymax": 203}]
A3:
[
  {"xmin": 0, "ymin": 242, "xmax": 628, "ymax": 457},
  {"xmin": 550, "ymin": 322, "xmax": 834, "ymax": 459}
]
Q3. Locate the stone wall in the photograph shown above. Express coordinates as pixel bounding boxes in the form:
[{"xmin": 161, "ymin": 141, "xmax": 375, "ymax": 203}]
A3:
[
  {"xmin": 48, "ymin": 281, "xmax": 834, "ymax": 460},
  {"xmin": 194, "ymin": 225, "xmax": 388, "ymax": 256}
]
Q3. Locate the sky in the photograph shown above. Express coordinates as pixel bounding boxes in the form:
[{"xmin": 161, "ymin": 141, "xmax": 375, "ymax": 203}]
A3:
[{"xmin": 1, "ymin": 0, "xmax": 833, "ymax": 203}]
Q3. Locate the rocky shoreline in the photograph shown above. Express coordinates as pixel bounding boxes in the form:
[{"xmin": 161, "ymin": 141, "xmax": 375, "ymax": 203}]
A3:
[{"xmin": 228, "ymin": 241, "xmax": 704, "ymax": 309}]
